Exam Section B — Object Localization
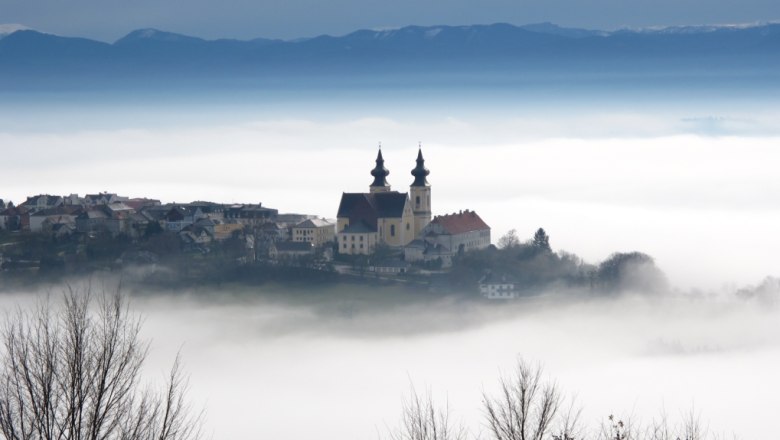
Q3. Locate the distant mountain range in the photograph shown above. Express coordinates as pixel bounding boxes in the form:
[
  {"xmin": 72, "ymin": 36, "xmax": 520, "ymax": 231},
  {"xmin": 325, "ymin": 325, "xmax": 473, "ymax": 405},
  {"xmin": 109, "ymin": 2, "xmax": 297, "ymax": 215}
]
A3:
[{"xmin": 1, "ymin": 22, "xmax": 779, "ymax": 90}]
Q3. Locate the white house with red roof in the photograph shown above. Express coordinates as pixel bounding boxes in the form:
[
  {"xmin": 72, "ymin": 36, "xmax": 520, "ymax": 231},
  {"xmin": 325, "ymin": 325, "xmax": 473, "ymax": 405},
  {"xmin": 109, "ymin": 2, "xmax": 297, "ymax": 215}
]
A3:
[{"xmin": 405, "ymin": 209, "xmax": 491, "ymax": 266}]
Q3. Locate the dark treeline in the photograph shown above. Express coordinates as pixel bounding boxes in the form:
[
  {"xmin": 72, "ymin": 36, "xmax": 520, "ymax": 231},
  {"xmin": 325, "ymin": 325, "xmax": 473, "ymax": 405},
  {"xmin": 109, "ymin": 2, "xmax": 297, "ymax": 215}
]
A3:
[
  {"xmin": 445, "ymin": 228, "xmax": 668, "ymax": 295},
  {"xmin": 0, "ymin": 225, "xmax": 669, "ymax": 297}
]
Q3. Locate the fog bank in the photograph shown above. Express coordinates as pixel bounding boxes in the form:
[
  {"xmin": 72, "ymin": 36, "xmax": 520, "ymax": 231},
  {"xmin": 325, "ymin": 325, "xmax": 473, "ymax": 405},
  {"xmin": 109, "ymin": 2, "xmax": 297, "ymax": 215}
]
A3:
[{"xmin": 131, "ymin": 290, "xmax": 780, "ymax": 439}]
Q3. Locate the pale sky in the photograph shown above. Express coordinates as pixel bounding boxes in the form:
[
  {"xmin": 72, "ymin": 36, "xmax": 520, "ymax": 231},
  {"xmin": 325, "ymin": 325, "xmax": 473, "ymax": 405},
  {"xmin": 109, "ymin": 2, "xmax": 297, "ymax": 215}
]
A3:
[{"xmin": 1, "ymin": 0, "xmax": 779, "ymax": 41}]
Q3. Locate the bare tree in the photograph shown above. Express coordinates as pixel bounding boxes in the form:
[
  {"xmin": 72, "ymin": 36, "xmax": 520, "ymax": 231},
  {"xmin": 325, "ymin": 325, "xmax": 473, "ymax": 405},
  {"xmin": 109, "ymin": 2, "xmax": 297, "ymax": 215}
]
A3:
[
  {"xmin": 646, "ymin": 406, "xmax": 708, "ymax": 440},
  {"xmin": 599, "ymin": 414, "xmax": 638, "ymax": 440},
  {"xmin": 497, "ymin": 230, "xmax": 520, "ymax": 250},
  {"xmin": 389, "ymin": 384, "xmax": 467, "ymax": 440},
  {"xmin": 483, "ymin": 360, "xmax": 561, "ymax": 440},
  {"xmin": 552, "ymin": 398, "xmax": 583, "ymax": 440},
  {"xmin": 0, "ymin": 287, "xmax": 203, "ymax": 440}
]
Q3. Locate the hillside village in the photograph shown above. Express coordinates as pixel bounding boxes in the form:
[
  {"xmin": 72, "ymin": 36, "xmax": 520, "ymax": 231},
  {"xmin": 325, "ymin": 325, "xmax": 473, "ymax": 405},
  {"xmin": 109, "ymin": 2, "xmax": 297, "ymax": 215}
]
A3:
[{"xmin": 0, "ymin": 147, "xmax": 532, "ymax": 296}]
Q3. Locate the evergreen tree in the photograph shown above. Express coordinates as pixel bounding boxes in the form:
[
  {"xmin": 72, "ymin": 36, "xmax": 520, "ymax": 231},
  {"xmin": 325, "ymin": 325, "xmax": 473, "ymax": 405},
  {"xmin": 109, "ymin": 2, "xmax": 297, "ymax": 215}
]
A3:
[{"xmin": 533, "ymin": 227, "xmax": 551, "ymax": 252}]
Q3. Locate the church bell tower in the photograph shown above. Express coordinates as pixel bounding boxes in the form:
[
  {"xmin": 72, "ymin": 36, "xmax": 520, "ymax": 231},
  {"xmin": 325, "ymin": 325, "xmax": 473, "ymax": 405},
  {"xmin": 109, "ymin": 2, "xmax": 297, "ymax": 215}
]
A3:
[
  {"xmin": 369, "ymin": 147, "xmax": 391, "ymax": 193},
  {"xmin": 410, "ymin": 145, "xmax": 431, "ymax": 237}
]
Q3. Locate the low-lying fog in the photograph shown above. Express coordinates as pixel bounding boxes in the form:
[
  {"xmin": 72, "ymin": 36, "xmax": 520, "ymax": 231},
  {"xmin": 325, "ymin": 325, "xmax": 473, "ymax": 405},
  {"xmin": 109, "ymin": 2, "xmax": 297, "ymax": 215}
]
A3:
[
  {"xmin": 2, "ymin": 90, "xmax": 778, "ymax": 437},
  {"xmin": 3, "ymin": 287, "xmax": 777, "ymax": 439}
]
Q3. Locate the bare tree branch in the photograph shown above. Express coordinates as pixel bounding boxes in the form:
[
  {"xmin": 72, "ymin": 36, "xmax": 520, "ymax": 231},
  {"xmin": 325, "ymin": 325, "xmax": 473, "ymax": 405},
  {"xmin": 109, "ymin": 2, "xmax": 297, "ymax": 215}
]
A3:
[
  {"xmin": 388, "ymin": 383, "xmax": 466, "ymax": 440},
  {"xmin": 0, "ymin": 286, "xmax": 203, "ymax": 440},
  {"xmin": 483, "ymin": 359, "xmax": 561, "ymax": 440}
]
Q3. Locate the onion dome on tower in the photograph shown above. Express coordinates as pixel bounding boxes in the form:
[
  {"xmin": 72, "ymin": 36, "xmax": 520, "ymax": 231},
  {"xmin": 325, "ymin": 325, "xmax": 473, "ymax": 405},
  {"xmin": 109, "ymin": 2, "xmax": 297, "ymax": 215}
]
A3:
[
  {"xmin": 370, "ymin": 147, "xmax": 391, "ymax": 192},
  {"xmin": 410, "ymin": 146, "xmax": 430, "ymax": 187}
]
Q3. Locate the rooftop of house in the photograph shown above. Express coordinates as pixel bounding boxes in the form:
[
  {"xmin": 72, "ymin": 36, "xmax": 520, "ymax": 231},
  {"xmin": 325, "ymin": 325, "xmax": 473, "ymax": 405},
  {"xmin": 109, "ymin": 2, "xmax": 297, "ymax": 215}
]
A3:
[
  {"xmin": 294, "ymin": 218, "xmax": 334, "ymax": 229},
  {"xmin": 430, "ymin": 209, "xmax": 490, "ymax": 235},
  {"xmin": 78, "ymin": 209, "xmax": 110, "ymax": 220},
  {"xmin": 125, "ymin": 198, "xmax": 161, "ymax": 210},
  {"xmin": 105, "ymin": 202, "xmax": 135, "ymax": 212},
  {"xmin": 31, "ymin": 206, "xmax": 83, "ymax": 217},
  {"xmin": 337, "ymin": 191, "xmax": 408, "ymax": 220},
  {"xmin": 22, "ymin": 194, "xmax": 63, "ymax": 206}
]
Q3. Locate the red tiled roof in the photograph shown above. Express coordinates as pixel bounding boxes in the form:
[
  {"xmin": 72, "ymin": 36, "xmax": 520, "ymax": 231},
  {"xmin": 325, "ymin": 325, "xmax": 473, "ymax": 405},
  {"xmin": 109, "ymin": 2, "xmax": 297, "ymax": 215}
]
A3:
[{"xmin": 431, "ymin": 210, "xmax": 489, "ymax": 234}]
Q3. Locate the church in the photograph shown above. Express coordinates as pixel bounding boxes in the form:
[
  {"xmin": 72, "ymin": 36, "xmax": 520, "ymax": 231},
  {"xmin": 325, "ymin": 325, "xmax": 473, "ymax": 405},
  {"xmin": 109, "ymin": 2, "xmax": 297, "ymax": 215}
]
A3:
[{"xmin": 336, "ymin": 147, "xmax": 432, "ymax": 255}]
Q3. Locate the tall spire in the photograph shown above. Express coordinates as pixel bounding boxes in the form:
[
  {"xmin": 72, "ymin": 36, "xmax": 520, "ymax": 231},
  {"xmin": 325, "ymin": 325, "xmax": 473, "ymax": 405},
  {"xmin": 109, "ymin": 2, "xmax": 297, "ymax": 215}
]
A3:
[
  {"xmin": 410, "ymin": 144, "xmax": 430, "ymax": 187},
  {"xmin": 370, "ymin": 146, "xmax": 390, "ymax": 189}
]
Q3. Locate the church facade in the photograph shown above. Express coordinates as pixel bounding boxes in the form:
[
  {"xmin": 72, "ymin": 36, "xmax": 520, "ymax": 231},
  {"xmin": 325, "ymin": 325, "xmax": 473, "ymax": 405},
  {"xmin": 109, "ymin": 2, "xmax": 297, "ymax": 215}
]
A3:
[{"xmin": 336, "ymin": 148, "xmax": 432, "ymax": 255}]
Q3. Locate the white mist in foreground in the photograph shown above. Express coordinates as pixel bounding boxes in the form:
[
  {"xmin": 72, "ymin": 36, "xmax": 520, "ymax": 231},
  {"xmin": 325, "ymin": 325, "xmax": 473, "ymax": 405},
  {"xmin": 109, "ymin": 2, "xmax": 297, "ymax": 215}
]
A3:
[{"xmin": 125, "ymin": 291, "xmax": 779, "ymax": 439}]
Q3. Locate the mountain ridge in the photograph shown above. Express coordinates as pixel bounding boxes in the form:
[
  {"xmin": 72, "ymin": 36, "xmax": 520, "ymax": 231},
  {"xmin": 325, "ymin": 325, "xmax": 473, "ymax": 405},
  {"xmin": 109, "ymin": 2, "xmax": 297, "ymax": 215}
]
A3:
[
  {"xmin": 3, "ymin": 20, "xmax": 779, "ymax": 45},
  {"xmin": 1, "ymin": 22, "xmax": 778, "ymax": 89}
]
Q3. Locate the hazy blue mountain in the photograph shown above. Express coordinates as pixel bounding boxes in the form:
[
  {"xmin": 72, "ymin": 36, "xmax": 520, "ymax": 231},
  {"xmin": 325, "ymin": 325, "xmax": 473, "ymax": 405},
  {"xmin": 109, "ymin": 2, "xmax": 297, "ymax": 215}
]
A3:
[
  {"xmin": 519, "ymin": 22, "xmax": 608, "ymax": 38},
  {"xmin": 1, "ymin": 22, "xmax": 778, "ymax": 90},
  {"xmin": 0, "ymin": 24, "xmax": 30, "ymax": 39}
]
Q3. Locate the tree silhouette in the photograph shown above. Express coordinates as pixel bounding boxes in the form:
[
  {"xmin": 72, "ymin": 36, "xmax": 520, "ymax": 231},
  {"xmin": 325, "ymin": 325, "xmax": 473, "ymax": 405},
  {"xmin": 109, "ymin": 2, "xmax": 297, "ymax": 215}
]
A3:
[
  {"xmin": 532, "ymin": 228, "xmax": 551, "ymax": 252},
  {"xmin": 483, "ymin": 360, "xmax": 561, "ymax": 440},
  {"xmin": 0, "ymin": 288, "xmax": 203, "ymax": 440},
  {"xmin": 498, "ymin": 230, "xmax": 520, "ymax": 249}
]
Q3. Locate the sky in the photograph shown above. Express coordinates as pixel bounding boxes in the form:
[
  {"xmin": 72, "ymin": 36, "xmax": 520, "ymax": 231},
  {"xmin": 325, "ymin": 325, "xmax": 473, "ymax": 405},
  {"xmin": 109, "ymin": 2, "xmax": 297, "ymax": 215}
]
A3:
[{"xmin": 2, "ymin": 0, "xmax": 780, "ymax": 41}]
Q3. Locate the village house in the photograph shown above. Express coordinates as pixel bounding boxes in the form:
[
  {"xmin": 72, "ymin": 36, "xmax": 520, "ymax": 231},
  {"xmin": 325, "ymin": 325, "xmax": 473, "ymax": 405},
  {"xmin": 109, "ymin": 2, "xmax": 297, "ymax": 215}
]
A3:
[
  {"xmin": 161, "ymin": 206, "xmax": 207, "ymax": 232},
  {"xmin": 225, "ymin": 204, "xmax": 278, "ymax": 225},
  {"xmin": 19, "ymin": 194, "xmax": 64, "ymax": 213},
  {"xmin": 29, "ymin": 206, "xmax": 83, "ymax": 233},
  {"xmin": 124, "ymin": 198, "xmax": 162, "ymax": 210},
  {"xmin": 84, "ymin": 193, "xmax": 128, "ymax": 207},
  {"xmin": 76, "ymin": 203, "xmax": 137, "ymax": 236},
  {"xmin": 273, "ymin": 213, "xmax": 314, "ymax": 226},
  {"xmin": 405, "ymin": 210, "xmax": 491, "ymax": 267},
  {"xmin": 0, "ymin": 205, "xmax": 24, "ymax": 231},
  {"xmin": 213, "ymin": 221, "xmax": 245, "ymax": 240},
  {"xmin": 76, "ymin": 208, "xmax": 111, "ymax": 234},
  {"xmin": 422, "ymin": 210, "xmax": 491, "ymax": 254},
  {"xmin": 187, "ymin": 201, "xmax": 226, "ymax": 220},
  {"xmin": 180, "ymin": 226, "xmax": 213, "ymax": 246},
  {"xmin": 479, "ymin": 272, "xmax": 519, "ymax": 299},
  {"xmin": 292, "ymin": 218, "xmax": 336, "ymax": 247},
  {"xmin": 62, "ymin": 194, "xmax": 82, "ymax": 206}
]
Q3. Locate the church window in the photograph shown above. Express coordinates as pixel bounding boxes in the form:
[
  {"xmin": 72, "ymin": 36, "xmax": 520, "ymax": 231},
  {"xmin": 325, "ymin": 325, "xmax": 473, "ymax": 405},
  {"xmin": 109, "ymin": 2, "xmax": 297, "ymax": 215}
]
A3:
[
  {"xmin": 416, "ymin": 196, "xmax": 420, "ymax": 206},
  {"xmin": 406, "ymin": 223, "xmax": 410, "ymax": 231},
  {"xmin": 390, "ymin": 225, "xmax": 396, "ymax": 236}
]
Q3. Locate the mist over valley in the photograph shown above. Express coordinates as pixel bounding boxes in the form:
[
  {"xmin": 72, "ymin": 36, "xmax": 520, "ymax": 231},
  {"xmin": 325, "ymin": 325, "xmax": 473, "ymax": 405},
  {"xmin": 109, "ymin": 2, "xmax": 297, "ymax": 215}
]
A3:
[{"xmin": 0, "ymin": 11, "xmax": 779, "ymax": 440}]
